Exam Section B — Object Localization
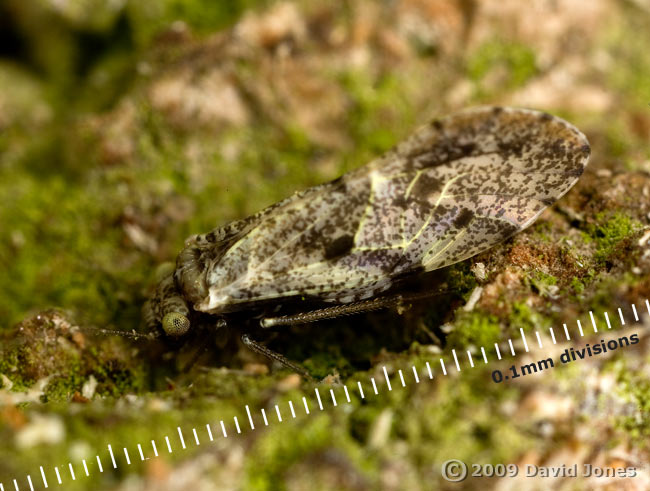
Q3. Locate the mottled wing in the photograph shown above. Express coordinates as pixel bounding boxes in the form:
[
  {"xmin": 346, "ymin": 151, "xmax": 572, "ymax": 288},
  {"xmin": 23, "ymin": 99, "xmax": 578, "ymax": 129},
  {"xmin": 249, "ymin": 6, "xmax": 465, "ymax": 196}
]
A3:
[
  {"xmin": 358, "ymin": 106, "xmax": 590, "ymax": 272},
  {"xmin": 196, "ymin": 106, "xmax": 589, "ymax": 313}
]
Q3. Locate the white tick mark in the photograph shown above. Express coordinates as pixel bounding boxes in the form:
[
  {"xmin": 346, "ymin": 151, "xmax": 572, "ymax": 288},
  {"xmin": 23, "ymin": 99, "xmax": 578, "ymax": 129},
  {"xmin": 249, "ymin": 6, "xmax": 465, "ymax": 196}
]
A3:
[
  {"xmin": 108, "ymin": 444, "xmax": 117, "ymax": 468},
  {"xmin": 467, "ymin": 350, "xmax": 474, "ymax": 368},
  {"xmin": 39, "ymin": 467, "xmax": 48, "ymax": 487},
  {"xmin": 412, "ymin": 366, "xmax": 420, "ymax": 383},
  {"xmin": 452, "ymin": 350, "xmax": 461, "ymax": 371},
  {"xmin": 383, "ymin": 366, "xmax": 393, "ymax": 390},
  {"xmin": 206, "ymin": 424, "xmax": 214, "ymax": 441},
  {"xmin": 193, "ymin": 428, "xmax": 200, "ymax": 445},
  {"xmin": 303, "ymin": 396, "xmax": 311, "ymax": 414},
  {"xmin": 520, "ymin": 328, "xmax": 529, "ymax": 352},
  {"xmin": 177, "ymin": 426, "xmax": 186, "ymax": 449}
]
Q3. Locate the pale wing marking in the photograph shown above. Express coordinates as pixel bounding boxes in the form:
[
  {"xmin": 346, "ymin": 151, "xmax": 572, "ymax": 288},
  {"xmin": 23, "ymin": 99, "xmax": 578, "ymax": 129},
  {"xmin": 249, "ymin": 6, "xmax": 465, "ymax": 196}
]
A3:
[
  {"xmin": 422, "ymin": 228, "xmax": 468, "ymax": 268},
  {"xmin": 404, "ymin": 172, "xmax": 469, "ymax": 247},
  {"xmin": 400, "ymin": 169, "xmax": 425, "ymax": 247},
  {"xmin": 352, "ymin": 170, "xmax": 382, "ymax": 247},
  {"xmin": 404, "ymin": 169, "xmax": 425, "ymax": 199}
]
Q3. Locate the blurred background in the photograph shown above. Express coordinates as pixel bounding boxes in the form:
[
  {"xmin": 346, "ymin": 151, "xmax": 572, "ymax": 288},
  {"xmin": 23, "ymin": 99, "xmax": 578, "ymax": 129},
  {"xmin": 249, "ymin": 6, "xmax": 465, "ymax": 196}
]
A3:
[{"xmin": 1, "ymin": 0, "xmax": 650, "ymax": 489}]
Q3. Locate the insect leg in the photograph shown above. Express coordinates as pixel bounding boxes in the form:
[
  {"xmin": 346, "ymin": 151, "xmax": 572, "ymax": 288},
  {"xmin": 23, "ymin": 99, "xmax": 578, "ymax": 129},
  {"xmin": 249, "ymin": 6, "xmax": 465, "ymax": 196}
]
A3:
[
  {"xmin": 261, "ymin": 290, "xmax": 454, "ymax": 328},
  {"xmin": 241, "ymin": 334, "xmax": 315, "ymax": 382}
]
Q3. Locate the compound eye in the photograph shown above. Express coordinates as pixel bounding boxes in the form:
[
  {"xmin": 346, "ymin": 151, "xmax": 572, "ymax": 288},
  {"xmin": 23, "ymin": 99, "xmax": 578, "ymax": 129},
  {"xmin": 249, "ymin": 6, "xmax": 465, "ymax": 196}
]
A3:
[{"xmin": 162, "ymin": 312, "xmax": 190, "ymax": 337}]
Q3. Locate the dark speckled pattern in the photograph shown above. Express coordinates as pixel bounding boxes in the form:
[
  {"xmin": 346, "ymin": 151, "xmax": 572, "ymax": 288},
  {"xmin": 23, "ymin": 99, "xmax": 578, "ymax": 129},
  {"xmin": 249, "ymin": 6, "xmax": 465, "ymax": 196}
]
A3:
[{"xmin": 147, "ymin": 106, "xmax": 590, "ymax": 323}]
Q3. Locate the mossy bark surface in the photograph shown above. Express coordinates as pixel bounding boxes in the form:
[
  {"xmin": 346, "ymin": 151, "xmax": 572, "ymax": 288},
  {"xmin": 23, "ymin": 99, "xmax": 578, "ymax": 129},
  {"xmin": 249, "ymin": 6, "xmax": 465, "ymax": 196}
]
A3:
[{"xmin": 1, "ymin": 1, "xmax": 650, "ymax": 489}]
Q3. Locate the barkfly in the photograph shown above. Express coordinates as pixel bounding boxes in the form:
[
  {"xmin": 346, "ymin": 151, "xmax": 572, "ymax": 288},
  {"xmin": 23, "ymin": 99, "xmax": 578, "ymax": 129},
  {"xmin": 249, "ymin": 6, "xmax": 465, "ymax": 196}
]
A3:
[{"xmin": 141, "ymin": 106, "xmax": 590, "ymax": 378}]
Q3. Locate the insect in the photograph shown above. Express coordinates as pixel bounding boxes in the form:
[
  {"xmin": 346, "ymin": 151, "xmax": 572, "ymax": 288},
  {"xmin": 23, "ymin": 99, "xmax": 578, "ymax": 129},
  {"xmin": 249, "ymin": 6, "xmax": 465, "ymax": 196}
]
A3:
[{"xmin": 142, "ymin": 106, "xmax": 590, "ymax": 376}]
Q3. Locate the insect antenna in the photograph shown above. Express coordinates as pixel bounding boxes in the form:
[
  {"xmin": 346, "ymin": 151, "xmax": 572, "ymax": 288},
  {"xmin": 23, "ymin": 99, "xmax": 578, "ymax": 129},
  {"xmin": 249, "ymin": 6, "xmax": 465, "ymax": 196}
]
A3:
[{"xmin": 78, "ymin": 326, "xmax": 162, "ymax": 341}]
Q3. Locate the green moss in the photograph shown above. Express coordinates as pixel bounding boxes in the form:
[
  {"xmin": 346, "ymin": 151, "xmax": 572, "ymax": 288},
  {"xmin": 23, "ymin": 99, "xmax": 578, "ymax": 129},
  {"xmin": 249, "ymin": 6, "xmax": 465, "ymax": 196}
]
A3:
[
  {"xmin": 0, "ymin": 169, "xmax": 150, "ymax": 328},
  {"xmin": 43, "ymin": 371, "xmax": 85, "ymax": 402},
  {"xmin": 1, "ymin": 0, "xmax": 650, "ymax": 486},
  {"xmin": 603, "ymin": 120, "xmax": 631, "ymax": 160},
  {"xmin": 605, "ymin": 7, "xmax": 650, "ymax": 107},
  {"xmin": 127, "ymin": 0, "xmax": 271, "ymax": 46},
  {"xmin": 246, "ymin": 414, "xmax": 374, "ymax": 490},
  {"xmin": 467, "ymin": 39, "xmax": 538, "ymax": 97},
  {"xmin": 0, "ymin": 310, "xmax": 149, "ymax": 403},
  {"xmin": 446, "ymin": 262, "xmax": 479, "ymax": 299},
  {"xmin": 338, "ymin": 70, "xmax": 413, "ymax": 157},
  {"xmin": 583, "ymin": 211, "xmax": 643, "ymax": 264},
  {"xmin": 302, "ymin": 351, "xmax": 353, "ymax": 380},
  {"xmin": 571, "ymin": 276, "xmax": 585, "ymax": 294},
  {"xmin": 532, "ymin": 221, "xmax": 553, "ymax": 243},
  {"xmin": 508, "ymin": 301, "xmax": 549, "ymax": 334},
  {"xmin": 396, "ymin": 364, "xmax": 532, "ymax": 472},
  {"xmin": 601, "ymin": 7, "xmax": 650, "ymax": 170},
  {"xmin": 528, "ymin": 270, "xmax": 558, "ymax": 297},
  {"xmin": 447, "ymin": 310, "xmax": 502, "ymax": 349},
  {"xmin": 613, "ymin": 359, "xmax": 650, "ymax": 446},
  {"xmin": 586, "ymin": 272, "xmax": 645, "ymax": 320}
]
